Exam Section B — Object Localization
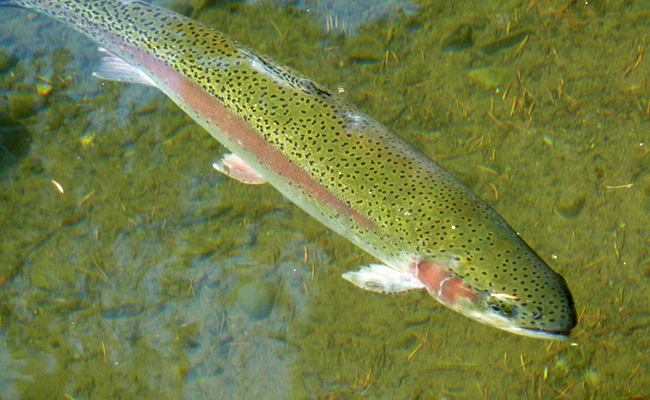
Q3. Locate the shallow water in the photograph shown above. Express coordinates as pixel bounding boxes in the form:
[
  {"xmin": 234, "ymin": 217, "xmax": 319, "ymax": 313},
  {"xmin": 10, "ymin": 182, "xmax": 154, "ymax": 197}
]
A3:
[{"xmin": 0, "ymin": 0, "xmax": 648, "ymax": 399}]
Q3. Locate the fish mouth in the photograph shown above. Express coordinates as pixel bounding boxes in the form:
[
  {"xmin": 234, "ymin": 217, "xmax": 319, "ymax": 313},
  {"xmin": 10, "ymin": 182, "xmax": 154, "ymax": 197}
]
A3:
[
  {"xmin": 500, "ymin": 326, "xmax": 573, "ymax": 341},
  {"xmin": 465, "ymin": 310, "xmax": 574, "ymax": 340}
]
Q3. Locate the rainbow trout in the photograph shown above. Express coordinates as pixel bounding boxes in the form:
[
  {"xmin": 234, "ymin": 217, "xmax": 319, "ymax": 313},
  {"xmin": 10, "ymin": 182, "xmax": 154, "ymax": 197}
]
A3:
[{"xmin": 1, "ymin": 0, "xmax": 576, "ymax": 339}]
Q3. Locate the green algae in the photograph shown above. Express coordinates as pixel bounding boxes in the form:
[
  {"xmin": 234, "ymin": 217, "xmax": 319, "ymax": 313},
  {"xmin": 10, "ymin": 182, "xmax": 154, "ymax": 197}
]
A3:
[
  {"xmin": 0, "ymin": 51, "xmax": 18, "ymax": 73},
  {"xmin": 5, "ymin": 91, "xmax": 44, "ymax": 118},
  {"xmin": 467, "ymin": 66, "xmax": 513, "ymax": 90}
]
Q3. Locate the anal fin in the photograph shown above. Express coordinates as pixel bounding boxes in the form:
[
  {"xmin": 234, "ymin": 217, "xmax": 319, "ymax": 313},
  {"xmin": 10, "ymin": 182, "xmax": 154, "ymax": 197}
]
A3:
[
  {"xmin": 212, "ymin": 153, "xmax": 267, "ymax": 185},
  {"xmin": 342, "ymin": 264, "xmax": 425, "ymax": 294}
]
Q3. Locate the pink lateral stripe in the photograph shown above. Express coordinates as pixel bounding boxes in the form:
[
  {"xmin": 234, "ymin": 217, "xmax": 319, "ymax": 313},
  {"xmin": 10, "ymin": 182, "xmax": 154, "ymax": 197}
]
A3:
[{"xmin": 131, "ymin": 49, "xmax": 376, "ymax": 230}]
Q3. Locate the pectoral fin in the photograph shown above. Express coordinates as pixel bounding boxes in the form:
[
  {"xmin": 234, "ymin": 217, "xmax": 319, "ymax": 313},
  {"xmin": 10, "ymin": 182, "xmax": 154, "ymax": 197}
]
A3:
[
  {"xmin": 92, "ymin": 47, "xmax": 158, "ymax": 87},
  {"xmin": 342, "ymin": 264, "xmax": 425, "ymax": 294},
  {"xmin": 212, "ymin": 153, "xmax": 267, "ymax": 185}
]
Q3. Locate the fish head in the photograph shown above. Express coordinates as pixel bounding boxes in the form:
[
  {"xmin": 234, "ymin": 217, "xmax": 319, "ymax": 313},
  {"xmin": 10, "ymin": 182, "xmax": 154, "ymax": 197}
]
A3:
[
  {"xmin": 462, "ymin": 268, "xmax": 577, "ymax": 340},
  {"xmin": 416, "ymin": 253, "xmax": 577, "ymax": 340}
]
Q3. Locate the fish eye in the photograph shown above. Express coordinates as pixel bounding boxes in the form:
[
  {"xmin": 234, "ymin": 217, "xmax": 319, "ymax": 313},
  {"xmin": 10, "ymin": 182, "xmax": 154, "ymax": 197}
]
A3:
[
  {"xmin": 490, "ymin": 303, "xmax": 502, "ymax": 313},
  {"xmin": 487, "ymin": 297, "xmax": 514, "ymax": 317}
]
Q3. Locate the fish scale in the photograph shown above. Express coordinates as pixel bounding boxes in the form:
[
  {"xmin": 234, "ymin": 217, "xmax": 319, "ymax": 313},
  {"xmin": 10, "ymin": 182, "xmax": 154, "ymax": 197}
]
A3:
[{"xmin": 1, "ymin": 0, "xmax": 576, "ymax": 339}]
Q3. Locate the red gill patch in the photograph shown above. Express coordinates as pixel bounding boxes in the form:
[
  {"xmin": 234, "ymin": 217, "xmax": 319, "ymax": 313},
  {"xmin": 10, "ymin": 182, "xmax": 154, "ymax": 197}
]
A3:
[{"xmin": 415, "ymin": 260, "xmax": 476, "ymax": 305}]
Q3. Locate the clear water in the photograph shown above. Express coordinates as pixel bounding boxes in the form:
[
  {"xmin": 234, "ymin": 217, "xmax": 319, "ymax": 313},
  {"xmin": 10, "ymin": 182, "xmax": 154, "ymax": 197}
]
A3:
[{"xmin": 0, "ymin": 0, "xmax": 648, "ymax": 399}]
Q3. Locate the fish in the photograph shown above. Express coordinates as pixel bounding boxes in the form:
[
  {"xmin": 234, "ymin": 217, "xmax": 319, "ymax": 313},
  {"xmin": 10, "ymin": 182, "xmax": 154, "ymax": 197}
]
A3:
[{"xmin": 0, "ymin": 0, "xmax": 576, "ymax": 339}]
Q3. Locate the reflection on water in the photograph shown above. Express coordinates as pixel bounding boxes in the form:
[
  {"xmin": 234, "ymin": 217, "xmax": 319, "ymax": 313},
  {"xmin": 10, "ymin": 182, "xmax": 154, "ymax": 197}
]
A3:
[
  {"xmin": 1, "ymin": 0, "xmax": 649, "ymax": 399},
  {"xmin": 251, "ymin": 0, "xmax": 417, "ymax": 34}
]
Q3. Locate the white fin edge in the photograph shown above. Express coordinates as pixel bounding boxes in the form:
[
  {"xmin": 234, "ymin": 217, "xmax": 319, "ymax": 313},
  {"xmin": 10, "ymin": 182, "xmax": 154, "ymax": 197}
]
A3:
[
  {"xmin": 342, "ymin": 264, "xmax": 425, "ymax": 294},
  {"xmin": 212, "ymin": 153, "xmax": 267, "ymax": 185},
  {"xmin": 92, "ymin": 47, "xmax": 158, "ymax": 88}
]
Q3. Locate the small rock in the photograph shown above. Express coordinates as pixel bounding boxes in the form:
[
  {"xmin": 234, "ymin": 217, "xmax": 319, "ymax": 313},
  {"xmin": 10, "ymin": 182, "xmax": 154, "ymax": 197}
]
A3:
[
  {"xmin": 556, "ymin": 189, "xmax": 587, "ymax": 220},
  {"xmin": 236, "ymin": 281, "xmax": 276, "ymax": 320}
]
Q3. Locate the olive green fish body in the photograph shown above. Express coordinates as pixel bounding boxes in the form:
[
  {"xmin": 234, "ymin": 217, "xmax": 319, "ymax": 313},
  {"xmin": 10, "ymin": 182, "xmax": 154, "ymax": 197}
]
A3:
[{"xmin": 3, "ymin": 0, "xmax": 576, "ymax": 339}]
